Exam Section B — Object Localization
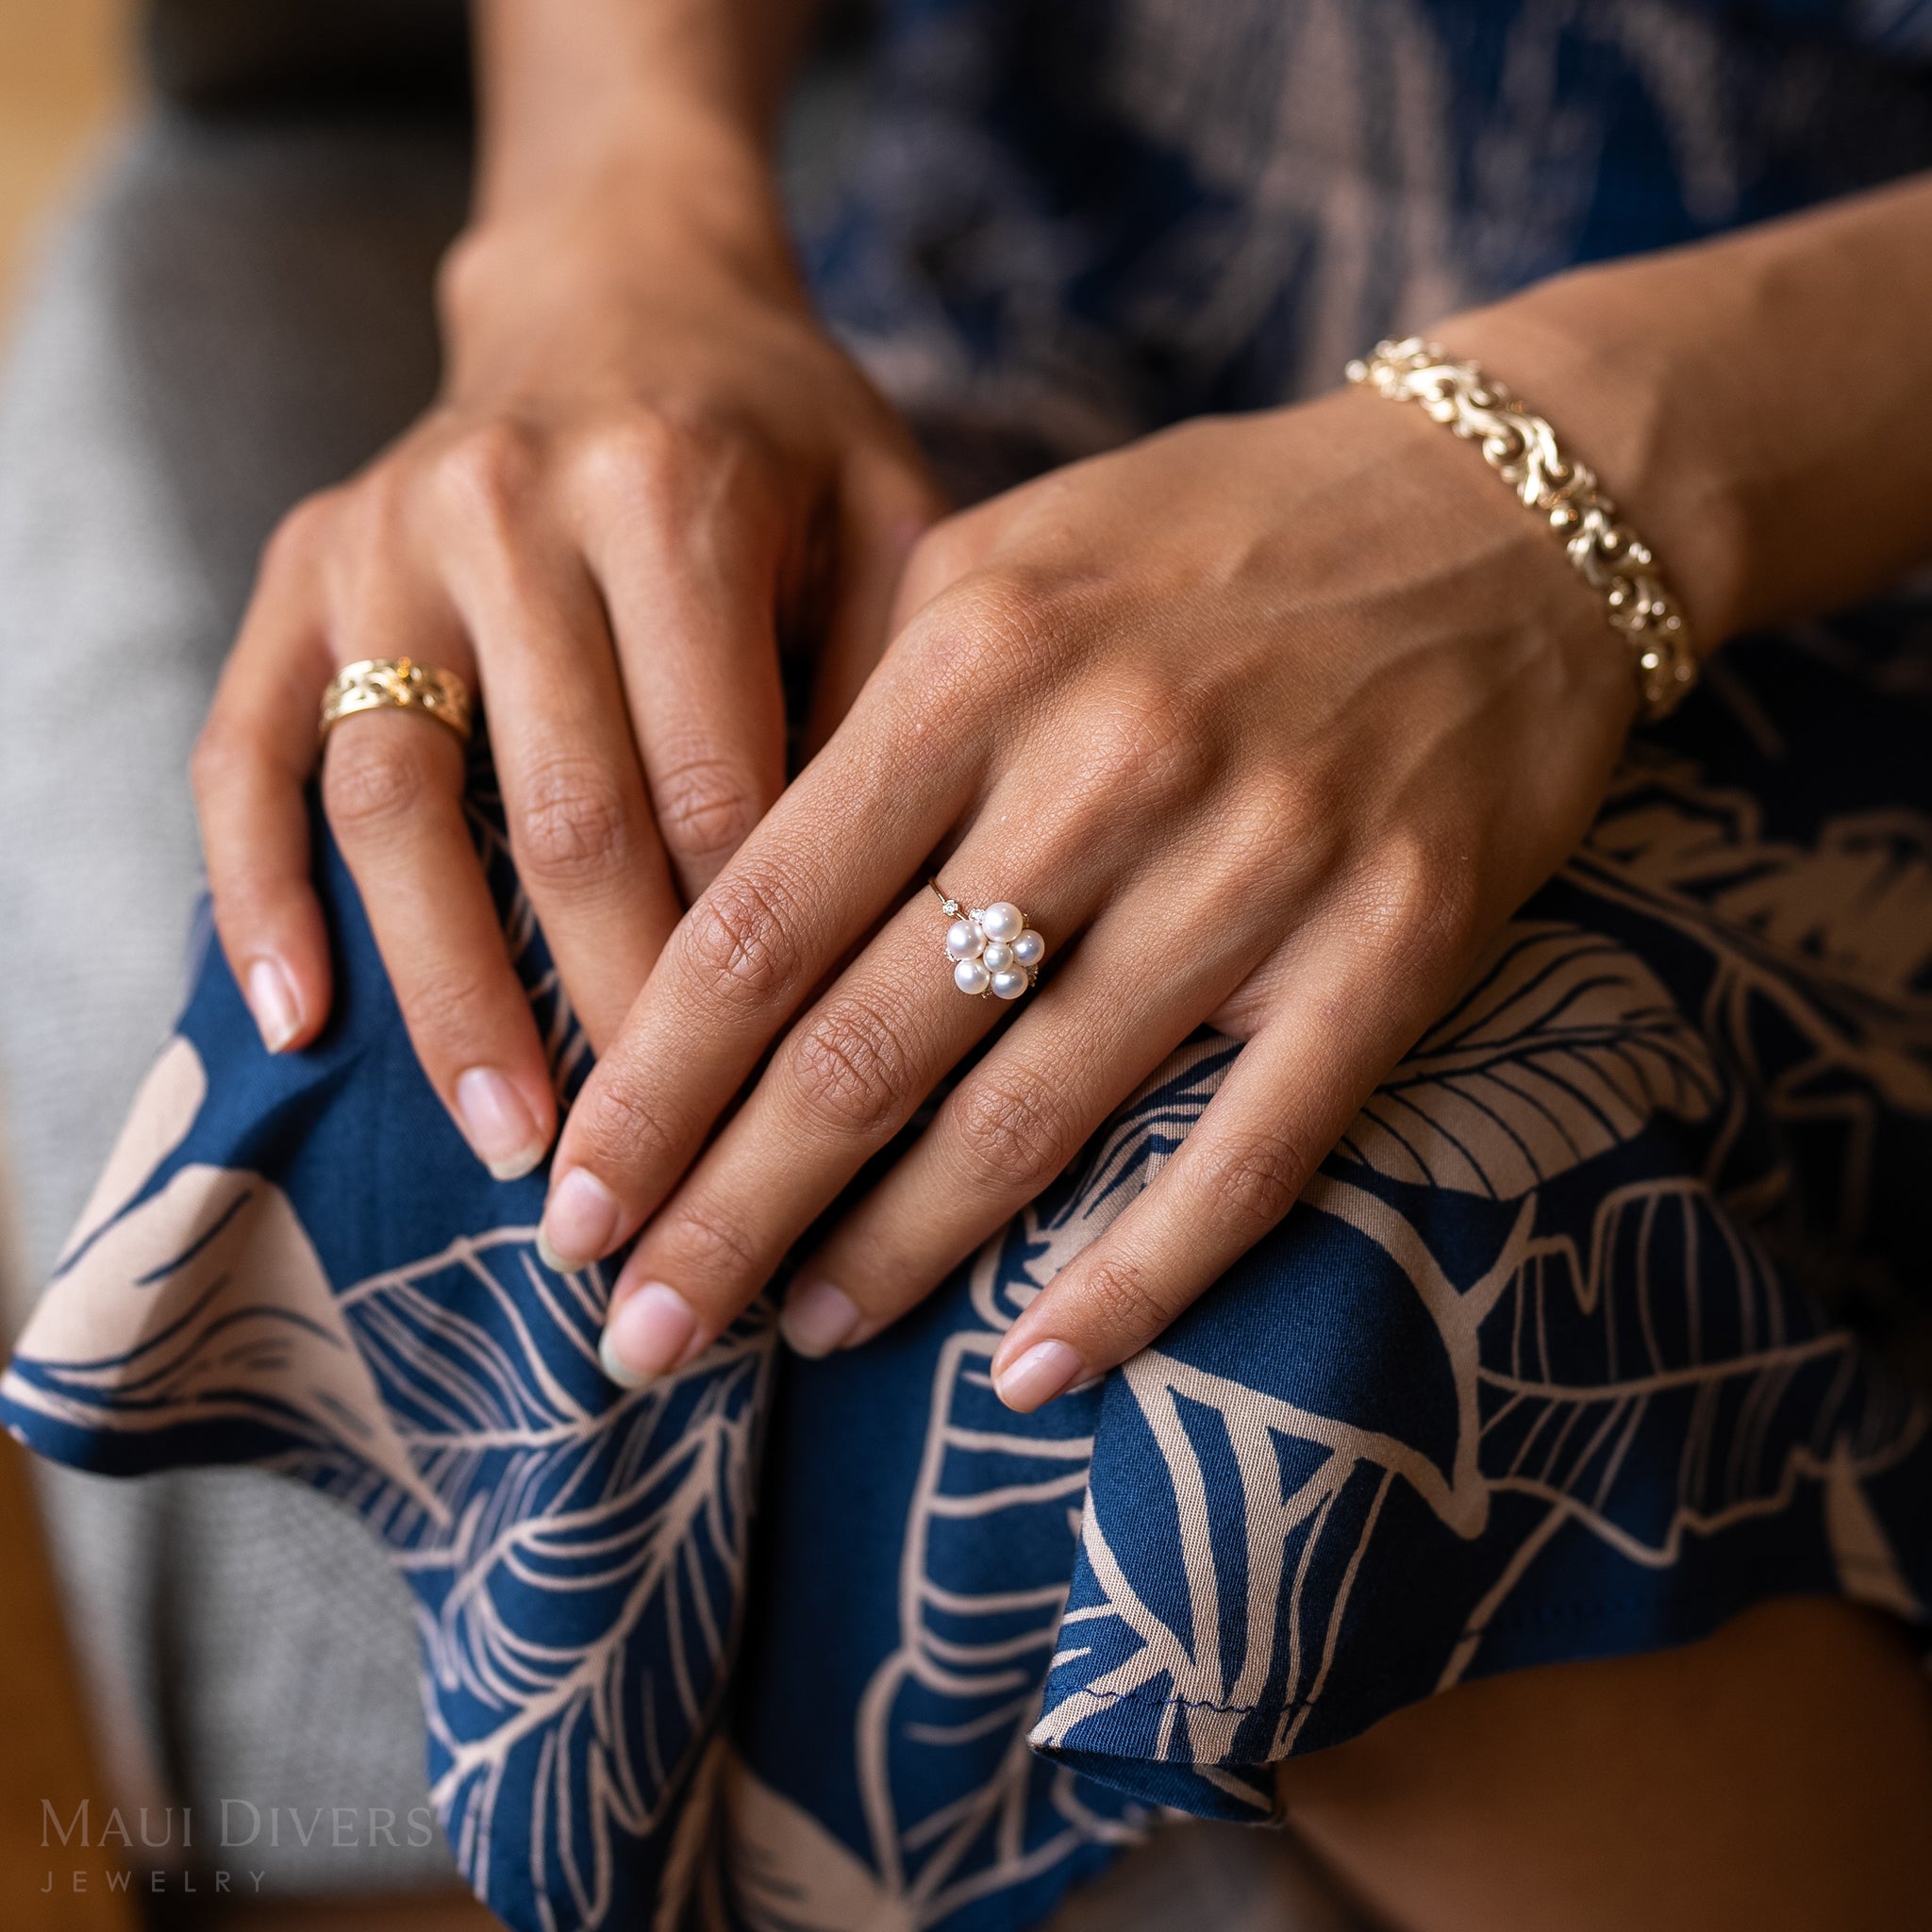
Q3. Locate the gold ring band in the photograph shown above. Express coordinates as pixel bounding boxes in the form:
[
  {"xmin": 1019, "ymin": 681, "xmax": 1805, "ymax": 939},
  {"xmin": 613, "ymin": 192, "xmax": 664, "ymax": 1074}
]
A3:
[{"xmin": 318, "ymin": 657, "xmax": 475, "ymax": 747}]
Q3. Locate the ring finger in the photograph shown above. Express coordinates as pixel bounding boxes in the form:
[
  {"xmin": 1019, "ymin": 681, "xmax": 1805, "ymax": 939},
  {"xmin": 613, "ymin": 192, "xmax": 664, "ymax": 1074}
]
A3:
[
  {"xmin": 441, "ymin": 534, "xmax": 682, "ymax": 1054},
  {"xmin": 782, "ymin": 863, "xmax": 1273, "ymax": 1357},
  {"xmin": 593, "ymin": 849, "xmax": 1104, "ymax": 1386}
]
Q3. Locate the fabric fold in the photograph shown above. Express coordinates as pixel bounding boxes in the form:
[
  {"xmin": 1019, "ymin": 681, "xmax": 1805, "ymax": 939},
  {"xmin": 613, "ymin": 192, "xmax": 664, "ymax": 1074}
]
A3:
[{"xmin": 8, "ymin": 625, "xmax": 1932, "ymax": 1932}]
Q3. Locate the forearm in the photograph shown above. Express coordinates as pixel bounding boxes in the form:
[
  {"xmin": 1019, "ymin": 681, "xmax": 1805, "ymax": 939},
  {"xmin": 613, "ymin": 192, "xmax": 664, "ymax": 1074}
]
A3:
[
  {"xmin": 1441, "ymin": 171, "xmax": 1932, "ymax": 645},
  {"xmin": 472, "ymin": 0, "xmax": 819, "ymax": 219},
  {"xmin": 441, "ymin": 0, "xmax": 824, "ymax": 394}
]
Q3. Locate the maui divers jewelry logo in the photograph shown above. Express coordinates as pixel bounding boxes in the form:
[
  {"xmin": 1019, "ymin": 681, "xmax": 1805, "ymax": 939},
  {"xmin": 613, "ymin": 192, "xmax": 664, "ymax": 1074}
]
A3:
[{"xmin": 39, "ymin": 1797, "xmax": 440, "ymax": 1897}]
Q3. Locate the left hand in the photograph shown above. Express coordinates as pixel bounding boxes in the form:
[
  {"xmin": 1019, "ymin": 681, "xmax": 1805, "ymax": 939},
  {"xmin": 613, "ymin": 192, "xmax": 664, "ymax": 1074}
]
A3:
[{"xmin": 538, "ymin": 378, "xmax": 1642, "ymax": 1408}]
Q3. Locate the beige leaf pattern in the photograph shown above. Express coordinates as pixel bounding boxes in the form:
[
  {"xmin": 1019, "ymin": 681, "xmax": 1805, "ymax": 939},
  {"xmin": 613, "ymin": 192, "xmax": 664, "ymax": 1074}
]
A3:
[{"xmin": 1335, "ymin": 923, "xmax": 1722, "ymax": 1197}]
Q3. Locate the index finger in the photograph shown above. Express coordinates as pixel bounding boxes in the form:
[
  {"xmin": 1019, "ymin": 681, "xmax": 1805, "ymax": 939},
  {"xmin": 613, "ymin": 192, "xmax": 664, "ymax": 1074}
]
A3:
[{"xmin": 536, "ymin": 648, "xmax": 984, "ymax": 1274}]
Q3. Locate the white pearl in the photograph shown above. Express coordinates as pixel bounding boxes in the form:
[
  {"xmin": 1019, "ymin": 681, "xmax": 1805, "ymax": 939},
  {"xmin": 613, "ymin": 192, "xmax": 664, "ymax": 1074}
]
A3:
[
  {"xmin": 982, "ymin": 902, "xmax": 1024, "ymax": 943},
  {"xmin": 990, "ymin": 967, "xmax": 1029, "ymax": 1001},
  {"xmin": 945, "ymin": 919, "xmax": 985, "ymax": 961},
  {"xmin": 982, "ymin": 941, "xmax": 1015, "ymax": 973},
  {"xmin": 954, "ymin": 957, "xmax": 991, "ymax": 995},
  {"xmin": 1010, "ymin": 928, "xmax": 1044, "ymax": 968}
]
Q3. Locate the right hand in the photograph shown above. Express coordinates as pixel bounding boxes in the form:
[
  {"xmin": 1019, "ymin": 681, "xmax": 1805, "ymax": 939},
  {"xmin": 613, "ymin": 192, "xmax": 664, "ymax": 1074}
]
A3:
[{"xmin": 191, "ymin": 158, "xmax": 941, "ymax": 1180}]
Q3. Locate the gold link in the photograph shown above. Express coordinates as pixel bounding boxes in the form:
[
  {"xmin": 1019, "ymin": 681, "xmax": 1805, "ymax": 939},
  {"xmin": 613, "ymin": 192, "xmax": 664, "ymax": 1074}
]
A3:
[{"xmin": 1346, "ymin": 338, "xmax": 1700, "ymax": 722}]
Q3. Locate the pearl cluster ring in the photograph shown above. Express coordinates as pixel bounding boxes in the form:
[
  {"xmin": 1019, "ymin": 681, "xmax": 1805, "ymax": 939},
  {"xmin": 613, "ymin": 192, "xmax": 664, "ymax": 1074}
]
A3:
[{"xmin": 929, "ymin": 879, "xmax": 1045, "ymax": 999}]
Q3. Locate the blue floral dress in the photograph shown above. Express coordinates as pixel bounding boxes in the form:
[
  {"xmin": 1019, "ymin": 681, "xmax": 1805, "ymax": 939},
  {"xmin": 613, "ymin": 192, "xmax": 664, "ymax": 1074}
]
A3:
[{"xmin": 7, "ymin": 5, "xmax": 1932, "ymax": 1930}]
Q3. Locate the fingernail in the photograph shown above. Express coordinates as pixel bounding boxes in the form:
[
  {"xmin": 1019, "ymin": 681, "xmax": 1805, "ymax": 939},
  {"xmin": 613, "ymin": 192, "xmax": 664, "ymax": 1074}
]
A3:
[
  {"xmin": 780, "ymin": 1277, "xmax": 863, "ymax": 1358},
  {"xmin": 455, "ymin": 1067, "xmax": 548, "ymax": 1181},
  {"xmin": 993, "ymin": 1340, "xmax": 1084, "ymax": 1413},
  {"xmin": 540, "ymin": 1168, "xmax": 622, "ymax": 1270},
  {"xmin": 245, "ymin": 958, "xmax": 302, "ymax": 1053},
  {"xmin": 599, "ymin": 1282, "xmax": 699, "ymax": 1389}
]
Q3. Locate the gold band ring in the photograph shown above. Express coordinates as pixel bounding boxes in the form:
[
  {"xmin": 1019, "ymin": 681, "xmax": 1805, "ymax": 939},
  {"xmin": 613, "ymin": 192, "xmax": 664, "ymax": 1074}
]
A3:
[{"xmin": 318, "ymin": 658, "xmax": 475, "ymax": 747}]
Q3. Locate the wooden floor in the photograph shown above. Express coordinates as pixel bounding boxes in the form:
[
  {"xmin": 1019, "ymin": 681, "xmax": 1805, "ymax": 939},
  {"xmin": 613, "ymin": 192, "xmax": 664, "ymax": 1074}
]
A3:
[{"xmin": 0, "ymin": 0, "xmax": 131, "ymax": 322}]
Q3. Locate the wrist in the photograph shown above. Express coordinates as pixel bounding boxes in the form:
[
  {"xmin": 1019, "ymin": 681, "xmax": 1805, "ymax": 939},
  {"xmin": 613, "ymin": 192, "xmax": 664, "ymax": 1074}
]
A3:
[
  {"xmin": 471, "ymin": 0, "xmax": 808, "ymax": 225},
  {"xmin": 438, "ymin": 124, "xmax": 803, "ymax": 397},
  {"xmin": 1433, "ymin": 265, "xmax": 1753, "ymax": 649},
  {"xmin": 474, "ymin": 84, "xmax": 785, "ymax": 231}
]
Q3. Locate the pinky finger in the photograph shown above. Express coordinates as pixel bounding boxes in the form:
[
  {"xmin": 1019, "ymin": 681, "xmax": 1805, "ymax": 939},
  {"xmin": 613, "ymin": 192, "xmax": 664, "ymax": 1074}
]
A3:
[
  {"xmin": 986, "ymin": 938, "xmax": 1443, "ymax": 1411},
  {"xmin": 192, "ymin": 514, "xmax": 340, "ymax": 1052}
]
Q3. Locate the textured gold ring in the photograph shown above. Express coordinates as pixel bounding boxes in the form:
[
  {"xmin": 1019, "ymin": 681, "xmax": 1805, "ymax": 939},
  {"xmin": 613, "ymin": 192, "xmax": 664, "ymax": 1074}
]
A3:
[{"xmin": 319, "ymin": 657, "xmax": 474, "ymax": 747}]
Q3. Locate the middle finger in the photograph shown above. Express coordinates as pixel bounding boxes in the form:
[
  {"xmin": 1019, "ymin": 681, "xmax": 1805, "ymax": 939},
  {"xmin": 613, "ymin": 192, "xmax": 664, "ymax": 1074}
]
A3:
[
  {"xmin": 593, "ymin": 841, "xmax": 1101, "ymax": 1385},
  {"xmin": 781, "ymin": 864, "xmax": 1272, "ymax": 1356},
  {"xmin": 536, "ymin": 658, "xmax": 989, "ymax": 1276},
  {"xmin": 439, "ymin": 487, "xmax": 683, "ymax": 1055}
]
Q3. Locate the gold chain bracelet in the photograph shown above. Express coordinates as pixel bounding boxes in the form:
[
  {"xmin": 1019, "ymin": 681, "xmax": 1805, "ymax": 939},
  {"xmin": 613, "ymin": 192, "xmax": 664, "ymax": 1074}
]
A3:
[{"xmin": 1345, "ymin": 337, "xmax": 1699, "ymax": 722}]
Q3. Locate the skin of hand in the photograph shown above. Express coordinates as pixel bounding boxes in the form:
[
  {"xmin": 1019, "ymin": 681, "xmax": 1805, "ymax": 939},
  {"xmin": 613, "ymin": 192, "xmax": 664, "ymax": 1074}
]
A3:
[
  {"xmin": 537, "ymin": 170, "xmax": 1932, "ymax": 1410},
  {"xmin": 190, "ymin": 8, "xmax": 941, "ymax": 1182},
  {"xmin": 534, "ymin": 378, "xmax": 1642, "ymax": 1404}
]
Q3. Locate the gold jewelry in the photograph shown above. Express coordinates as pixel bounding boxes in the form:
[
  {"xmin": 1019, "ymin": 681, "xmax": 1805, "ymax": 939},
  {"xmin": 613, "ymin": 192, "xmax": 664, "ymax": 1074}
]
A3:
[
  {"xmin": 318, "ymin": 657, "xmax": 475, "ymax": 747},
  {"xmin": 1345, "ymin": 338, "xmax": 1698, "ymax": 722},
  {"xmin": 928, "ymin": 878, "xmax": 1045, "ymax": 999}
]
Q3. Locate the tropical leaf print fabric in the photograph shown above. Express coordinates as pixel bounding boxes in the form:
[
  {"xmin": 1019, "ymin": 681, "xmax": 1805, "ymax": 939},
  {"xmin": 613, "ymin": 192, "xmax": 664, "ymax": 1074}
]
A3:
[
  {"xmin": 8, "ymin": 4, "xmax": 1932, "ymax": 1928},
  {"xmin": 8, "ymin": 623, "xmax": 1930, "ymax": 1930}
]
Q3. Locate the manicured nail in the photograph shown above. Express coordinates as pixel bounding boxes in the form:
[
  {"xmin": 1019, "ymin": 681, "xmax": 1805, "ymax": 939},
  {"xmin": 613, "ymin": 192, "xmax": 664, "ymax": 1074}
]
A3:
[
  {"xmin": 599, "ymin": 1282, "xmax": 698, "ymax": 1389},
  {"xmin": 245, "ymin": 958, "xmax": 302, "ymax": 1053},
  {"xmin": 455, "ymin": 1067, "xmax": 547, "ymax": 1181},
  {"xmin": 780, "ymin": 1277, "xmax": 863, "ymax": 1358},
  {"xmin": 540, "ymin": 1167, "xmax": 621, "ymax": 1270},
  {"xmin": 993, "ymin": 1340, "xmax": 1084, "ymax": 1413}
]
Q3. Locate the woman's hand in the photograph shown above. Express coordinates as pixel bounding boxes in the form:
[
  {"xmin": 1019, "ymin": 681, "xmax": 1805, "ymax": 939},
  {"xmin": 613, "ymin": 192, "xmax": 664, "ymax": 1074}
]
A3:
[
  {"xmin": 533, "ymin": 362, "xmax": 1657, "ymax": 1407},
  {"xmin": 191, "ymin": 138, "xmax": 940, "ymax": 1180}
]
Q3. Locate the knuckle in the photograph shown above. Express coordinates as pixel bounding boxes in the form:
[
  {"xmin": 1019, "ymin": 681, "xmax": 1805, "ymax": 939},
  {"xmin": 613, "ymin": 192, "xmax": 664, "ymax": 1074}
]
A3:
[
  {"xmin": 189, "ymin": 721, "xmax": 246, "ymax": 802},
  {"xmin": 576, "ymin": 409, "xmax": 744, "ymax": 522},
  {"xmin": 904, "ymin": 572, "xmax": 1056, "ymax": 703},
  {"xmin": 787, "ymin": 998, "xmax": 913, "ymax": 1138},
  {"xmin": 259, "ymin": 492, "xmax": 336, "ymax": 576},
  {"xmin": 342, "ymin": 458, "xmax": 417, "ymax": 547},
  {"xmin": 437, "ymin": 420, "xmax": 541, "ymax": 527},
  {"xmin": 650, "ymin": 753, "xmax": 762, "ymax": 873},
  {"xmin": 583, "ymin": 409, "xmax": 687, "ymax": 482},
  {"xmin": 1075, "ymin": 1254, "xmax": 1175, "ymax": 1341},
  {"xmin": 322, "ymin": 731, "xmax": 434, "ymax": 835},
  {"xmin": 1190, "ymin": 1129, "xmax": 1307, "ymax": 1233},
  {"xmin": 1075, "ymin": 676, "xmax": 1216, "ymax": 810},
  {"xmin": 1362, "ymin": 829, "xmax": 1477, "ymax": 963},
  {"xmin": 900, "ymin": 518, "xmax": 986, "ymax": 611},
  {"xmin": 680, "ymin": 860, "xmax": 808, "ymax": 1006},
  {"xmin": 657, "ymin": 1193, "xmax": 763, "ymax": 1285},
  {"xmin": 1214, "ymin": 766, "xmax": 1340, "ymax": 900},
  {"xmin": 950, "ymin": 1063, "xmax": 1081, "ymax": 1191},
  {"xmin": 515, "ymin": 755, "xmax": 637, "ymax": 888},
  {"xmin": 392, "ymin": 958, "xmax": 502, "ymax": 1056},
  {"xmin": 574, "ymin": 1073, "xmax": 676, "ymax": 1172}
]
